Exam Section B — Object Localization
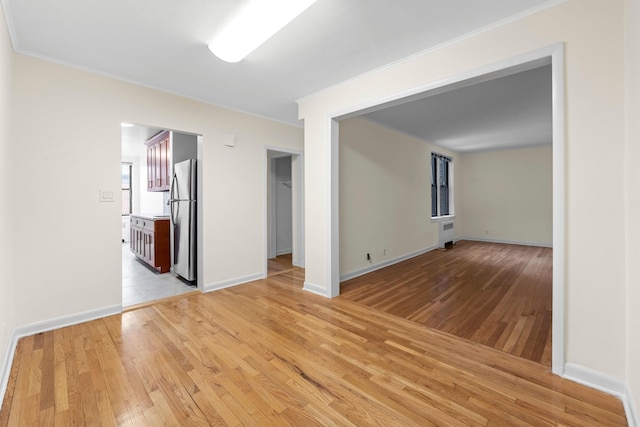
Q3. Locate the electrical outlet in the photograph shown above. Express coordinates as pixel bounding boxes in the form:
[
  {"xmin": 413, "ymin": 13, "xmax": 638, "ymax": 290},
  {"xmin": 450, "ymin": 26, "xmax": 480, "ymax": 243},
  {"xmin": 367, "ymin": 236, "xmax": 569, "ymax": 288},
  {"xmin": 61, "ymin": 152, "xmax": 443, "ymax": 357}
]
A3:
[
  {"xmin": 367, "ymin": 253, "xmax": 371, "ymax": 262},
  {"xmin": 383, "ymin": 249, "xmax": 387, "ymax": 256}
]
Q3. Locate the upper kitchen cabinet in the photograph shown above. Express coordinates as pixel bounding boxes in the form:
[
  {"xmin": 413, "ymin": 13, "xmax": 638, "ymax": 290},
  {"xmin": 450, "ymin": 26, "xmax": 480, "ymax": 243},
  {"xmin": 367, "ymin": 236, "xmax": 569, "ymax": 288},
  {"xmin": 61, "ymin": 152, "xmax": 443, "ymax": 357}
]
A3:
[
  {"xmin": 144, "ymin": 130, "xmax": 198, "ymax": 192},
  {"xmin": 145, "ymin": 130, "xmax": 171, "ymax": 191}
]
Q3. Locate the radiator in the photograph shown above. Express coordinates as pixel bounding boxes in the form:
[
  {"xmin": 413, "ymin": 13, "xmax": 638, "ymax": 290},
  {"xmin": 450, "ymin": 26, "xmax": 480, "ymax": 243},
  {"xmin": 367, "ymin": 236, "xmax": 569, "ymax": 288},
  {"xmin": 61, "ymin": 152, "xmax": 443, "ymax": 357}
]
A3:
[{"xmin": 439, "ymin": 221, "xmax": 454, "ymax": 248}]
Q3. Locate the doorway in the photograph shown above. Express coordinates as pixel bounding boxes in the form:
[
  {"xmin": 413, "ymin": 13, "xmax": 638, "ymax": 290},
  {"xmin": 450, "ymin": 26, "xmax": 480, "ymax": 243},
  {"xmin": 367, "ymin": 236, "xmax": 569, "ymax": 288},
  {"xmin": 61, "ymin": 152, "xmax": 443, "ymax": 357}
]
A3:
[
  {"xmin": 328, "ymin": 46, "xmax": 564, "ymax": 373},
  {"xmin": 121, "ymin": 124, "xmax": 201, "ymax": 308},
  {"xmin": 266, "ymin": 148, "xmax": 304, "ymax": 277}
]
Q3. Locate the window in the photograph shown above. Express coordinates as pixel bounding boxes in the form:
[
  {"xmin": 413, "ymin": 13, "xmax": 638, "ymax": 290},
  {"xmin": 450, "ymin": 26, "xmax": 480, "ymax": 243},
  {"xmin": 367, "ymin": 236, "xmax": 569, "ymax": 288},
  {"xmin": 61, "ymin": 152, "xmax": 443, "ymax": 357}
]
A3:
[
  {"xmin": 122, "ymin": 163, "xmax": 132, "ymax": 216},
  {"xmin": 431, "ymin": 153, "xmax": 453, "ymax": 218}
]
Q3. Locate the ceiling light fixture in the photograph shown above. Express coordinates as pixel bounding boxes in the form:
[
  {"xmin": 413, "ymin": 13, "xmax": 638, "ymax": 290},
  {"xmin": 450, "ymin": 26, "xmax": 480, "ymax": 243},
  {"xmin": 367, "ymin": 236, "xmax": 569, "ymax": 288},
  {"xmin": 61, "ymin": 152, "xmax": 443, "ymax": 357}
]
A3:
[{"xmin": 208, "ymin": 0, "xmax": 318, "ymax": 63}]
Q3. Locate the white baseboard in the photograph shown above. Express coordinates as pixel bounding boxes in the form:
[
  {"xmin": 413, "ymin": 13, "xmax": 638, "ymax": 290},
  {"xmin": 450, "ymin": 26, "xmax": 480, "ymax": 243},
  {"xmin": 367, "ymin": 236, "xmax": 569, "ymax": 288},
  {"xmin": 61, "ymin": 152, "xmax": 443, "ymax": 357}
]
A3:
[
  {"xmin": 13, "ymin": 304, "xmax": 122, "ymax": 338},
  {"xmin": 340, "ymin": 245, "xmax": 438, "ymax": 283},
  {"xmin": 303, "ymin": 281, "xmax": 328, "ymax": 297},
  {"xmin": 625, "ymin": 383, "xmax": 639, "ymax": 427},
  {"xmin": 461, "ymin": 236, "xmax": 552, "ymax": 247},
  {"xmin": 563, "ymin": 363, "xmax": 626, "ymax": 397},
  {"xmin": 203, "ymin": 272, "xmax": 264, "ymax": 293},
  {"xmin": 563, "ymin": 363, "xmax": 637, "ymax": 426},
  {"xmin": 276, "ymin": 248, "xmax": 292, "ymax": 256},
  {"xmin": 0, "ymin": 304, "xmax": 121, "ymax": 409},
  {"xmin": 0, "ymin": 333, "xmax": 18, "ymax": 411}
]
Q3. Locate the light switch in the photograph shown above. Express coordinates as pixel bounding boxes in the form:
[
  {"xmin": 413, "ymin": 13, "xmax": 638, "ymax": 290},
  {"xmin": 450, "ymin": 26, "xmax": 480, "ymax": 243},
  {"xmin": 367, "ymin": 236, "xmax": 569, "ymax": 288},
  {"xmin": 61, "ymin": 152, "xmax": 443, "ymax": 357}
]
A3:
[{"xmin": 99, "ymin": 189, "xmax": 115, "ymax": 202}]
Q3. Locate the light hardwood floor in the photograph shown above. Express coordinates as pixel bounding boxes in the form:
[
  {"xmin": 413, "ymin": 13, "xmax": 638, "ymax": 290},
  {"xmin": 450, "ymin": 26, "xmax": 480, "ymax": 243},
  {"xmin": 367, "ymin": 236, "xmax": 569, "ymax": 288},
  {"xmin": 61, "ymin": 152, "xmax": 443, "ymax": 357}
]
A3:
[
  {"xmin": 268, "ymin": 253, "xmax": 296, "ymax": 277},
  {"xmin": 341, "ymin": 240, "xmax": 553, "ymax": 366},
  {"xmin": 0, "ymin": 264, "xmax": 626, "ymax": 425}
]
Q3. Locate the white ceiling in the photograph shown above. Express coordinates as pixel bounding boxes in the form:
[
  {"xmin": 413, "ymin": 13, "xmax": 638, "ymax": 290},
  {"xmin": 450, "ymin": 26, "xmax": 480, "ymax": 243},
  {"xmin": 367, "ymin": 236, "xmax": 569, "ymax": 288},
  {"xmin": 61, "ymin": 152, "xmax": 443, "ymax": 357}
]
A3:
[
  {"xmin": 3, "ymin": 0, "xmax": 556, "ymax": 151},
  {"xmin": 362, "ymin": 64, "xmax": 552, "ymax": 153}
]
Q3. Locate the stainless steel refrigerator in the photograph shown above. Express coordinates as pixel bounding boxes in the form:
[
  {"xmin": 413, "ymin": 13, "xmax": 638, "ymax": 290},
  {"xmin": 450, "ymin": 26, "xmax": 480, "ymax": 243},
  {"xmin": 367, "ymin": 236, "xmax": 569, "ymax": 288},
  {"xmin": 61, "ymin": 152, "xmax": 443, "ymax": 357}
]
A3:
[{"xmin": 169, "ymin": 159, "xmax": 196, "ymax": 282}]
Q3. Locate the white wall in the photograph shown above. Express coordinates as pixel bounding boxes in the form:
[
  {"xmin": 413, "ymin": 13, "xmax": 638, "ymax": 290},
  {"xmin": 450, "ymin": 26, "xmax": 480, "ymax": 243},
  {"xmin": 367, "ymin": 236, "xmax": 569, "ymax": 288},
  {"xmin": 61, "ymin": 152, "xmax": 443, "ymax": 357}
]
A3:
[
  {"xmin": 461, "ymin": 145, "xmax": 552, "ymax": 246},
  {"xmin": 0, "ymin": 2, "xmax": 15, "ymax": 401},
  {"xmin": 299, "ymin": 0, "xmax": 626, "ymax": 385},
  {"xmin": 625, "ymin": 0, "xmax": 640, "ymax": 423},
  {"xmin": 339, "ymin": 117, "xmax": 461, "ymax": 277},
  {"xmin": 9, "ymin": 53, "xmax": 303, "ymax": 329}
]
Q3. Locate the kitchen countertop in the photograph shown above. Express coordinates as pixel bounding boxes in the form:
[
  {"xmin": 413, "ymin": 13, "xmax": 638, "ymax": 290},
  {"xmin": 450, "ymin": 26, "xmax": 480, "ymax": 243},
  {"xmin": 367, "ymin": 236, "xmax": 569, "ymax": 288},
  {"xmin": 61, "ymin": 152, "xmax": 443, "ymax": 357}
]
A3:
[{"xmin": 130, "ymin": 214, "xmax": 170, "ymax": 221}]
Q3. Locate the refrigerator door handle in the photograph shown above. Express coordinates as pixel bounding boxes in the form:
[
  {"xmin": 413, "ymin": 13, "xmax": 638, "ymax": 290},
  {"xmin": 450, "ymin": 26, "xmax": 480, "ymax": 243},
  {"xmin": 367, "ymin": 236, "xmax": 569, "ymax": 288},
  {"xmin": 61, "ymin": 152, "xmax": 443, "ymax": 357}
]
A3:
[
  {"xmin": 170, "ymin": 173, "xmax": 179, "ymax": 225},
  {"xmin": 170, "ymin": 172, "xmax": 177, "ymax": 201},
  {"xmin": 170, "ymin": 200, "xmax": 179, "ymax": 225}
]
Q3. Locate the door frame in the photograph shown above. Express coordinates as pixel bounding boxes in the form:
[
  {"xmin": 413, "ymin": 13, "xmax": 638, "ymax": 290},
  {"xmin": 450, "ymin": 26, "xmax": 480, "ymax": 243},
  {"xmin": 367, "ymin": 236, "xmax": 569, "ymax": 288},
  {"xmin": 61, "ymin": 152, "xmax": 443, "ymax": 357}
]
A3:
[
  {"xmin": 265, "ymin": 147, "xmax": 304, "ymax": 275},
  {"xmin": 269, "ymin": 154, "xmax": 293, "ymax": 258},
  {"xmin": 120, "ymin": 125, "xmax": 204, "ymax": 293},
  {"xmin": 328, "ymin": 43, "xmax": 565, "ymax": 375}
]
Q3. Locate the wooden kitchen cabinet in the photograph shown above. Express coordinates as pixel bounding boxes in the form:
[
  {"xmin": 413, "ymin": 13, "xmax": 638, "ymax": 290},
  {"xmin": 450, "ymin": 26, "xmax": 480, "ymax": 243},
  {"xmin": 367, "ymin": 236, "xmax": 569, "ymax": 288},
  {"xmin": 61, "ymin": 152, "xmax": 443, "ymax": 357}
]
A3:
[
  {"xmin": 130, "ymin": 215, "xmax": 170, "ymax": 273},
  {"xmin": 145, "ymin": 130, "xmax": 171, "ymax": 192}
]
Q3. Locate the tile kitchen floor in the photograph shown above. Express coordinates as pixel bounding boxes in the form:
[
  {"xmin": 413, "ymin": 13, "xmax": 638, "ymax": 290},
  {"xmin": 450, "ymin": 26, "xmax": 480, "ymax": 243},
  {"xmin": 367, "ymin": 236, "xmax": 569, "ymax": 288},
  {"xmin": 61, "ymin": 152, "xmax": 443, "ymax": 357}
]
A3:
[{"xmin": 122, "ymin": 243, "xmax": 197, "ymax": 307}]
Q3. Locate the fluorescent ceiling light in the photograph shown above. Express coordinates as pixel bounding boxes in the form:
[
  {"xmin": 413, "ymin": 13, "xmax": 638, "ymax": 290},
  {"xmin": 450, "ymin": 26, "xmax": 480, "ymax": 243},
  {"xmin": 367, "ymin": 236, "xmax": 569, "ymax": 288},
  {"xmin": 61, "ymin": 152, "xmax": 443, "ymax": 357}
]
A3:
[{"xmin": 208, "ymin": 0, "xmax": 318, "ymax": 63}]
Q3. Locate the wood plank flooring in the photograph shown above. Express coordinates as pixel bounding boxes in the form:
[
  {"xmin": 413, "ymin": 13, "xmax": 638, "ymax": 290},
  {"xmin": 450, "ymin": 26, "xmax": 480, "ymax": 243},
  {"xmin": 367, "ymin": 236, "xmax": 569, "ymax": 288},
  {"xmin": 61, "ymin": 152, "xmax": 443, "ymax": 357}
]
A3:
[
  {"xmin": 0, "ymin": 266, "xmax": 626, "ymax": 426},
  {"xmin": 341, "ymin": 240, "xmax": 553, "ymax": 366},
  {"xmin": 268, "ymin": 253, "xmax": 296, "ymax": 277}
]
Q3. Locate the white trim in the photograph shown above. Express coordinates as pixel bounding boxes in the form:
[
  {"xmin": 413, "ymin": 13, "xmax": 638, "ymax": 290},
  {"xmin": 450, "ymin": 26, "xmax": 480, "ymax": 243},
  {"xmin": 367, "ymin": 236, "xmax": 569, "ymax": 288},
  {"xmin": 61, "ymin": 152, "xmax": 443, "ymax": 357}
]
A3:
[
  {"xmin": 14, "ymin": 305, "xmax": 122, "ymax": 337},
  {"xmin": 563, "ymin": 364, "xmax": 638, "ymax": 426},
  {"xmin": 563, "ymin": 363, "xmax": 640, "ymax": 427},
  {"xmin": 303, "ymin": 281, "xmax": 328, "ymax": 297},
  {"xmin": 269, "ymin": 155, "xmax": 294, "ymax": 259},
  {"xmin": 430, "ymin": 215, "xmax": 456, "ymax": 223},
  {"xmin": 340, "ymin": 245, "xmax": 438, "ymax": 282},
  {"xmin": 563, "ymin": 363, "xmax": 625, "ymax": 398},
  {"xmin": 0, "ymin": 333, "xmax": 18, "ymax": 408},
  {"xmin": 264, "ymin": 146, "xmax": 305, "ymax": 279},
  {"xmin": 268, "ymin": 157, "xmax": 277, "ymax": 260},
  {"xmin": 431, "ymin": 152, "xmax": 454, "ymax": 218},
  {"xmin": 203, "ymin": 272, "xmax": 263, "ymax": 293},
  {"xmin": 461, "ymin": 236, "xmax": 552, "ymax": 248},
  {"xmin": 625, "ymin": 383, "xmax": 639, "ymax": 427},
  {"xmin": 0, "ymin": 304, "xmax": 121, "ymax": 404},
  {"xmin": 196, "ymin": 135, "xmax": 204, "ymax": 291},
  {"xmin": 562, "ymin": 363, "xmax": 638, "ymax": 426},
  {"xmin": 329, "ymin": 119, "xmax": 340, "ymax": 297},
  {"xmin": 292, "ymin": 151, "xmax": 305, "ymax": 268},
  {"xmin": 550, "ymin": 44, "xmax": 565, "ymax": 376}
]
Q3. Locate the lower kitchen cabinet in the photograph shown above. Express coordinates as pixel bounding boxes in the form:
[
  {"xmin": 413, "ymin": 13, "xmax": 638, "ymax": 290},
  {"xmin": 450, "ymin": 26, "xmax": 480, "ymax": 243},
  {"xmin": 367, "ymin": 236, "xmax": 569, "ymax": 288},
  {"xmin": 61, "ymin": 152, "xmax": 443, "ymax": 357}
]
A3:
[{"xmin": 129, "ymin": 215, "xmax": 170, "ymax": 273}]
